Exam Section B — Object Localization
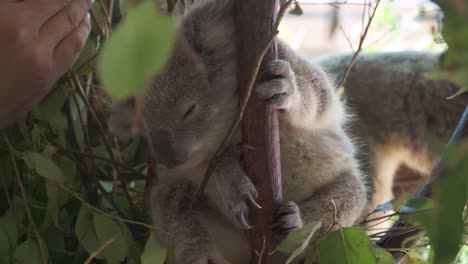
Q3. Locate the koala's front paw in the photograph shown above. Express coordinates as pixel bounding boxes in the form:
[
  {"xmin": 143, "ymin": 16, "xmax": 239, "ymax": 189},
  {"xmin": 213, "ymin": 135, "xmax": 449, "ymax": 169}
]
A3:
[
  {"xmin": 272, "ymin": 201, "xmax": 303, "ymax": 238},
  {"xmin": 226, "ymin": 174, "xmax": 260, "ymax": 229},
  {"xmin": 176, "ymin": 242, "xmax": 230, "ymax": 264},
  {"xmin": 255, "ymin": 60, "xmax": 296, "ymax": 109}
]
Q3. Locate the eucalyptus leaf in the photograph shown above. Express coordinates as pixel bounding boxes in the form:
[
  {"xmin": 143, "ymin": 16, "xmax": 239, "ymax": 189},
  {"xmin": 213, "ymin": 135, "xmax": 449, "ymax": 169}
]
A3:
[
  {"xmin": 14, "ymin": 239, "xmax": 41, "ymax": 264},
  {"xmin": 75, "ymin": 205, "xmax": 103, "ymax": 259},
  {"xmin": 141, "ymin": 233, "xmax": 167, "ymax": 264},
  {"xmin": 22, "ymin": 151, "xmax": 66, "ymax": 183},
  {"xmin": 319, "ymin": 227, "xmax": 376, "ymax": 264},
  {"xmin": 277, "ymin": 220, "xmax": 322, "ymax": 263},
  {"xmin": 429, "ymin": 149, "xmax": 468, "ymax": 264},
  {"xmin": 93, "ymin": 213, "xmax": 130, "ymax": 263},
  {"xmin": 0, "ymin": 227, "xmax": 9, "ymax": 264},
  {"xmin": 374, "ymin": 248, "xmax": 394, "ymax": 264},
  {"xmin": 98, "ymin": 1, "xmax": 176, "ymax": 99}
]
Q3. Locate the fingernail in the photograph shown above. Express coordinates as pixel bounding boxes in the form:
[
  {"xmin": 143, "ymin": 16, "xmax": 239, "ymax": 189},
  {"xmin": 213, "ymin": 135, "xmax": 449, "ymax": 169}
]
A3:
[{"xmin": 86, "ymin": 12, "xmax": 90, "ymax": 23}]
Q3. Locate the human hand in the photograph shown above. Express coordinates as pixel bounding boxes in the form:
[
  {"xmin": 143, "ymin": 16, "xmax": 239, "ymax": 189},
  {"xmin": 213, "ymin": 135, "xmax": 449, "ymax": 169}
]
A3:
[{"xmin": 0, "ymin": 0, "xmax": 93, "ymax": 129}]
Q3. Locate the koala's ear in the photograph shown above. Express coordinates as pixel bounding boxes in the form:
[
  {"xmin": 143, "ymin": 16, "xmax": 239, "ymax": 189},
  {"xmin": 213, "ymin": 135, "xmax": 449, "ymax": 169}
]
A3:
[{"xmin": 173, "ymin": 0, "xmax": 199, "ymax": 17}]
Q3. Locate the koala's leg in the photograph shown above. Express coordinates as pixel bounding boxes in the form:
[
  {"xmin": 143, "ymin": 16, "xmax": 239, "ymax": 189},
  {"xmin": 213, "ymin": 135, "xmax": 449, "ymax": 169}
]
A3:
[
  {"xmin": 212, "ymin": 146, "xmax": 303, "ymax": 238},
  {"xmin": 296, "ymin": 174, "xmax": 368, "ymax": 234},
  {"xmin": 150, "ymin": 178, "xmax": 229, "ymax": 264}
]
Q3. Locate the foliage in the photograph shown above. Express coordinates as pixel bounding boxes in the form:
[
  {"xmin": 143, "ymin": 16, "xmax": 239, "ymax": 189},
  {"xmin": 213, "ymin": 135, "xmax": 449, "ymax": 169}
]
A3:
[{"xmin": 0, "ymin": 0, "xmax": 466, "ymax": 264}]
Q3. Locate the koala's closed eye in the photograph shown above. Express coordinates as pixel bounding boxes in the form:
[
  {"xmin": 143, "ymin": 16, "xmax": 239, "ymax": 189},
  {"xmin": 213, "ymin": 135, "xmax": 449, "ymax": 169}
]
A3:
[{"xmin": 183, "ymin": 104, "xmax": 197, "ymax": 120}]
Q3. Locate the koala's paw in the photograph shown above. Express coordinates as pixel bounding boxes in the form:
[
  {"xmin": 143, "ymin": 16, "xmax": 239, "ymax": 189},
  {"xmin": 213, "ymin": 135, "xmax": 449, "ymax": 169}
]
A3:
[
  {"xmin": 176, "ymin": 242, "xmax": 230, "ymax": 264},
  {"xmin": 272, "ymin": 201, "xmax": 303, "ymax": 238},
  {"xmin": 226, "ymin": 174, "xmax": 260, "ymax": 229},
  {"xmin": 255, "ymin": 60, "xmax": 296, "ymax": 109},
  {"xmin": 108, "ymin": 98, "xmax": 137, "ymax": 141}
]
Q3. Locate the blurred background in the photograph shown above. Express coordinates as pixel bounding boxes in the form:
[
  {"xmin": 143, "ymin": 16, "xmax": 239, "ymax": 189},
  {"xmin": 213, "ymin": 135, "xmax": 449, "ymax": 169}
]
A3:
[{"xmin": 279, "ymin": 0, "xmax": 446, "ymax": 59}]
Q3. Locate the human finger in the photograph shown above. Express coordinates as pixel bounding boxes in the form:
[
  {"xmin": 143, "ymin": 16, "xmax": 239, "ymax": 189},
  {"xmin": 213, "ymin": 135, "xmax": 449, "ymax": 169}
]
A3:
[
  {"xmin": 52, "ymin": 15, "xmax": 91, "ymax": 77},
  {"xmin": 40, "ymin": 0, "xmax": 93, "ymax": 46}
]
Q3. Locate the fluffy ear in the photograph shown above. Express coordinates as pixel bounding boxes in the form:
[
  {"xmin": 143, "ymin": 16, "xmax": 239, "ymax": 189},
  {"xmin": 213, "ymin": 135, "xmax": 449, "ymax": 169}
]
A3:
[{"xmin": 173, "ymin": 0, "xmax": 199, "ymax": 17}]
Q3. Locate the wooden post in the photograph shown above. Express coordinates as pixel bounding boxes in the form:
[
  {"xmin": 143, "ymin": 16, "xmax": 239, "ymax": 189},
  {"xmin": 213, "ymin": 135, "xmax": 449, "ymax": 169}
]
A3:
[{"xmin": 234, "ymin": 1, "xmax": 284, "ymax": 263}]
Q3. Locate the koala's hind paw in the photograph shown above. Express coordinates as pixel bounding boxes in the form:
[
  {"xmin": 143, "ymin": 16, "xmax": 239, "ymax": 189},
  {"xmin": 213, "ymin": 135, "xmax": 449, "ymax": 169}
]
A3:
[
  {"xmin": 272, "ymin": 201, "xmax": 303, "ymax": 238},
  {"xmin": 255, "ymin": 60, "xmax": 296, "ymax": 109}
]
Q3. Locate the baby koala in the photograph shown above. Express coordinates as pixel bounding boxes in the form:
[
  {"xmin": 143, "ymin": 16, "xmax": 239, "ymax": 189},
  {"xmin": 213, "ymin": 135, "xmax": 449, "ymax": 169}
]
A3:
[{"xmin": 110, "ymin": 0, "xmax": 368, "ymax": 263}]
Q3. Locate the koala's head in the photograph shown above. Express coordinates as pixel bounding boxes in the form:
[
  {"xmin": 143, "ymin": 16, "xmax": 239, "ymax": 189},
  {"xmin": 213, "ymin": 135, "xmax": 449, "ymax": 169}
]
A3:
[{"xmin": 142, "ymin": 0, "xmax": 238, "ymax": 169}]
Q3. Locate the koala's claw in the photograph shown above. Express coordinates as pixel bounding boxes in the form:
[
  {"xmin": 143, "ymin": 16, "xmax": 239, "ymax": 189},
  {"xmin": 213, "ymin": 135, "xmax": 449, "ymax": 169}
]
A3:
[
  {"xmin": 272, "ymin": 201, "xmax": 303, "ymax": 238},
  {"xmin": 255, "ymin": 60, "xmax": 296, "ymax": 109},
  {"xmin": 226, "ymin": 175, "xmax": 259, "ymax": 229},
  {"xmin": 237, "ymin": 210, "xmax": 252, "ymax": 229},
  {"xmin": 247, "ymin": 193, "xmax": 262, "ymax": 209}
]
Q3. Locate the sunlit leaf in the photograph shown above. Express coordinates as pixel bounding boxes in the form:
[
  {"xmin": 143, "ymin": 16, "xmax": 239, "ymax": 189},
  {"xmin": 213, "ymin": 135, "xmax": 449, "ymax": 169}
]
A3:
[
  {"xmin": 277, "ymin": 220, "xmax": 322, "ymax": 263},
  {"xmin": 319, "ymin": 227, "xmax": 376, "ymax": 264},
  {"xmin": 98, "ymin": 1, "xmax": 176, "ymax": 99},
  {"xmin": 374, "ymin": 248, "xmax": 394, "ymax": 264}
]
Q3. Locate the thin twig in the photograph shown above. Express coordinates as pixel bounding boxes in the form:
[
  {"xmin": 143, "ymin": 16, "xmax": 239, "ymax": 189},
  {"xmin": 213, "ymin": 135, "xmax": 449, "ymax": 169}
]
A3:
[
  {"xmin": 3, "ymin": 135, "xmax": 48, "ymax": 264},
  {"xmin": 197, "ymin": 0, "xmax": 294, "ymax": 198},
  {"xmin": 69, "ymin": 71, "xmax": 134, "ymax": 209},
  {"xmin": 84, "ymin": 233, "xmax": 121, "ymax": 264},
  {"xmin": 338, "ymin": 0, "xmax": 381, "ymax": 88},
  {"xmin": 59, "ymin": 183, "xmax": 154, "ymax": 230}
]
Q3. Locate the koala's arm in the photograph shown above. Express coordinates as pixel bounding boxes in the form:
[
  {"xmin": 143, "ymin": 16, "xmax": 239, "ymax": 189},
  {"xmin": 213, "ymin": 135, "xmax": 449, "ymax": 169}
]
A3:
[
  {"xmin": 295, "ymin": 128, "xmax": 368, "ymax": 232},
  {"xmin": 275, "ymin": 40, "xmax": 346, "ymax": 131},
  {"xmin": 256, "ymin": 41, "xmax": 368, "ymax": 230}
]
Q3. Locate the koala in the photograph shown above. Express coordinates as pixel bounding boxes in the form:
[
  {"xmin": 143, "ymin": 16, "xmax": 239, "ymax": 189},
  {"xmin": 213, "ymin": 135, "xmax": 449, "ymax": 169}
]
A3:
[
  {"xmin": 318, "ymin": 52, "xmax": 468, "ymax": 210},
  {"xmin": 110, "ymin": 0, "xmax": 367, "ymax": 263}
]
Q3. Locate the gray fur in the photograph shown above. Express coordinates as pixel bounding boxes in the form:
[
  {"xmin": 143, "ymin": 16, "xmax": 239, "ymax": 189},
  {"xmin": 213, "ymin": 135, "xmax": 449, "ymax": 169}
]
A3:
[
  {"xmin": 109, "ymin": 1, "xmax": 467, "ymax": 263},
  {"xmin": 318, "ymin": 52, "xmax": 468, "ymax": 209}
]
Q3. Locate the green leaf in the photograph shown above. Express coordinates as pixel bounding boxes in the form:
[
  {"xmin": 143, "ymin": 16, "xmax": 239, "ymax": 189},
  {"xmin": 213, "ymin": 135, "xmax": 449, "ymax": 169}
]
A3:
[
  {"xmin": 399, "ymin": 198, "xmax": 434, "ymax": 227},
  {"xmin": 141, "ymin": 233, "xmax": 167, "ymax": 264},
  {"xmin": 98, "ymin": 1, "xmax": 176, "ymax": 99},
  {"xmin": 374, "ymin": 248, "xmax": 394, "ymax": 264},
  {"xmin": 0, "ymin": 204, "xmax": 25, "ymax": 261},
  {"xmin": 14, "ymin": 239, "xmax": 41, "ymax": 264},
  {"xmin": 289, "ymin": 3, "xmax": 303, "ymax": 16},
  {"xmin": 22, "ymin": 151, "xmax": 66, "ymax": 183},
  {"xmin": 277, "ymin": 220, "xmax": 322, "ymax": 263},
  {"xmin": 31, "ymin": 87, "xmax": 68, "ymax": 124},
  {"xmin": 429, "ymin": 149, "xmax": 468, "ymax": 264},
  {"xmin": 75, "ymin": 205, "xmax": 103, "ymax": 260},
  {"xmin": 44, "ymin": 181, "xmax": 70, "ymax": 228},
  {"xmin": 93, "ymin": 213, "xmax": 130, "ymax": 263},
  {"xmin": 0, "ymin": 227, "xmax": 9, "ymax": 264},
  {"xmin": 319, "ymin": 227, "xmax": 376, "ymax": 264}
]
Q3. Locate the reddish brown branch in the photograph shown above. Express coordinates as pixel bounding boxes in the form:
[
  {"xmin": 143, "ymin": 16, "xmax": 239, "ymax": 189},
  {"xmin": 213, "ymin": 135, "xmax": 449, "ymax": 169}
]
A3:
[{"xmin": 235, "ymin": 1, "xmax": 290, "ymax": 263}]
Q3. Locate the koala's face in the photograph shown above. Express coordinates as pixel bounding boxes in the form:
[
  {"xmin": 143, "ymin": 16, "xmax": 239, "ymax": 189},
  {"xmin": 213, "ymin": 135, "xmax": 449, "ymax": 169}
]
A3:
[{"xmin": 143, "ymin": 47, "xmax": 238, "ymax": 169}]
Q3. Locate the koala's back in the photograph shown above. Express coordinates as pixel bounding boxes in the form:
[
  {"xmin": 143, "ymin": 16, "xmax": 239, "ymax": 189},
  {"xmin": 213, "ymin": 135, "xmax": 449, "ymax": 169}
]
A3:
[{"xmin": 318, "ymin": 51, "xmax": 468, "ymax": 207}]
